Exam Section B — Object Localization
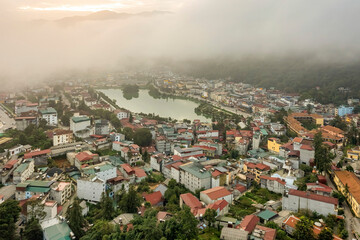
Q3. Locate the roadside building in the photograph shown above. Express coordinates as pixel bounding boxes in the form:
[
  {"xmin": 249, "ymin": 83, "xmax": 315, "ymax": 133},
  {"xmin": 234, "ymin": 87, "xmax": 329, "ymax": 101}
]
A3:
[{"xmin": 39, "ymin": 107, "xmax": 58, "ymax": 126}]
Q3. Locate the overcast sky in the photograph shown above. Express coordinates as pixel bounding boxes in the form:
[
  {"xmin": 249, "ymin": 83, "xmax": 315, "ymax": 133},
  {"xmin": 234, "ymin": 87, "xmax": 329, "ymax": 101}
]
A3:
[{"xmin": 1, "ymin": 0, "xmax": 360, "ymax": 89}]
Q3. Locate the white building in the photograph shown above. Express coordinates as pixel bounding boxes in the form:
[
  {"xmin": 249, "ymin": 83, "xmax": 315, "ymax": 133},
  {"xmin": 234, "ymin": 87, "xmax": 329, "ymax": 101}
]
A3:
[
  {"xmin": 50, "ymin": 182, "xmax": 72, "ymax": 205},
  {"xmin": 47, "ymin": 129, "xmax": 74, "ymax": 146},
  {"xmin": 179, "ymin": 162, "xmax": 211, "ymax": 192},
  {"xmin": 13, "ymin": 159, "xmax": 35, "ymax": 184},
  {"xmin": 82, "ymin": 162, "xmax": 117, "ymax": 182},
  {"xmin": 77, "ymin": 176, "xmax": 106, "ymax": 202},
  {"xmin": 114, "ymin": 109, "xmax": 129, "ymax": 120},
  {"xmin": 282, "ymin": 189, "xmax": 338, "ymax": 216},
  {"xmin": 39, "ymin": 107, "xmax": 58, "ymax": 126},
  {"xmin": 70, "ymin": 115, "xmax": 92, "ymax": 138},
  {"xmin": 7, "ymin": 145, "xmax": 23, "ymax": 156}
]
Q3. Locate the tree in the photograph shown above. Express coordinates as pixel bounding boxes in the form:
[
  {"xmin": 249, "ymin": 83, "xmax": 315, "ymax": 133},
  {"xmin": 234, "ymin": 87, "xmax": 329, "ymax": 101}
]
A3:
[
  {"xmin": 329, "ymin": 115, "xmax": 348, "ymax": 131},
  {"xmin": 129, "ymin": 113, "xmax": 133, "ymax": 123},
  {"xmin": 204, "ymin": 208, "xmax": 217, "ymax": 227},
  {"xmin": 293, "ymin": 216, "xmax": 315, "ymax": 240},
  {"xmin": 133, "ymin": 128, "xmax": 153, "ymax": 147},
  {"xmin": 123, "ymin": 127, "xmax": 134, "ymax": 141},
  {"xmin": 318, "ymin": 228, "xmax": 333, "ymax": 240},
  {"xmin": 67, "ymin": 198, "xmax": 85, "ymax": 238},
  {"xmin": 27, "ymin": 198, "xmax": 46, "ymax": 221},
  {"xmin": 119, "ymin": 186, "xmax": 141, "ymax": 213},
  {"xmin": 24, "ymin": 218, "xmax": 43, "ymax": 240},
  {"xmin": 99, "ymin": 192, "xmax": 114, "ymax": 220},
  {"xmin": 0, "ymin": 200, "xmax": 21, "ymax": 239},
  {"xmin": 80, "ymin": 220, "xmax": 114, "ymax": 240},
  {"xmin": 176, "ymin": 207, "xmax": 198, "ymax": 240},
  {"xmin": 346, "ymin": 165, "xmax": 354, "ymax": 172},
  {"xmin": 313, "ymin": 131, "xmax": 331, "ymax": 173}
]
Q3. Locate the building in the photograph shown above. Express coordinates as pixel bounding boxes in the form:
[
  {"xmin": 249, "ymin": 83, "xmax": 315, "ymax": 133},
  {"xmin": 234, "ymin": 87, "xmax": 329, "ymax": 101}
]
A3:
[
  {"xmin": 347, "ymin": 147, "xmax": 360, "ymax": 160},
  {"xmin": 333, "ymin": 171, "xmax": 360, "ymax": 217},
  {"xmin": 179, "ymin": 162, "xmax": 211, "ymax": 192},
  {"xmin": 15, "ymin": 116, "xmax": 38, "ymax": 131},
  {"xmin": 282, "ymin": 189, "xmax": 338, "ymax": 216},
  {"xmin": 24, "ymin": 149, "xmax": 51, "ymax": 159},
  {"xmin": 42, "ymin": 219, "xmax": 75, "ymax": 240},
  {"xmin": 73, "ymin": 151, "xmax": 99, "ymax": 168},
  {"xmin": 150, "ymin": 153, "xmax": 164, "ymax": 172},
  {"xmin": 174, "ymin": 147, "xmax": 204, "ymax": 159},
  {"xmin": 336, "ymin": 105, "xmax": 354, "ymax": 117},
  {"xmin": 114, "ymin": 109, "xmax": 129, "ymax": 120},
  {"xmin": 143, "ymin": 191, "xmax": 164, "ymax": 206},
  {"xmin": 77, "ymin": 176, "xmax": 106, "ymax": 202},
  {"xmin": 15, "ymin": 181, "xmax": 53, "ymax": 200},
  {"xmin": 250, "ymin": 225, "xmax": 276, "ymax": 240},
  {"xmin": 155, "ymin": 136, "xmax": 171, "ymax": 154},
  {"xmin": 82, "ymin": 162, "xmax": 117, "ymax": 182},
  {"xmin": 70, "ymin": 115, "xmax": 92, "ymax": 138},
  {"xmin": 13, "ymin": 159, "xmax": 35, "ymax": 184},
  {"xmin": 47, "ymin": 129, "xmax": 74, "ymax": 146},
  {"xmin": 50, "ymin": 182, "xmax": 72, "ymax": 205},
  {"xmin": 39, "ymin": 107, "xmax": 58, "ymax": 126},
  {"xmin": 179, "ymin": 193, "xmax": 203, "ymax": 210},
  {"xmin": 267, "ymin": 138, "xmax": 282, "ymax": 153},
  {"xmin": 220, "ymin": 227, "xmax": 248, "ymax": 240},
  {"xmin": 260, "ymin": 175, "xmax": 286, "ymax": 194},
  {"xmin": 94, "ymin": 119, "xmax": 110, "ymax": 135},
  {"xmin": 243, "ymin": 162, "xmax": 271, "ymax": 183},
  {"xmin": 15, "ymin": 100, "xmax": 38, "ymax": 115},
  {"xmin": 200, "ymin": 186, "xmax": 233, "ymax": 205}
]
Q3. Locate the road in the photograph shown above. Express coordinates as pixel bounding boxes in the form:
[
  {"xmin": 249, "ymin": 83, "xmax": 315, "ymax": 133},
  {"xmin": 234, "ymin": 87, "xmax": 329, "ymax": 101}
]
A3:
[
  {"xmin": 0, "ymin": 105, "xmax": 15, "ymax": 133},
  {"xmin": 325, "ymin": 174, "xmax": 360, "ymax": 239}
]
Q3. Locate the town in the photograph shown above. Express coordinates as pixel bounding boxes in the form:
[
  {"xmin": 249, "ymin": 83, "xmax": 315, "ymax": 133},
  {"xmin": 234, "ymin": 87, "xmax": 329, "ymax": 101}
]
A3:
[{"xmin": 0, "ymin": 70, "xmax": 360, "ymax": 240}]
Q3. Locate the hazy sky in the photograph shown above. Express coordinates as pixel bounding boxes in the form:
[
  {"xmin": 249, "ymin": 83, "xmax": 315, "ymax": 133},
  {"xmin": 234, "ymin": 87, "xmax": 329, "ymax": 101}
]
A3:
[{"xmin": 1, "ymin": 0, "xmax": 360, "ymax": 89}]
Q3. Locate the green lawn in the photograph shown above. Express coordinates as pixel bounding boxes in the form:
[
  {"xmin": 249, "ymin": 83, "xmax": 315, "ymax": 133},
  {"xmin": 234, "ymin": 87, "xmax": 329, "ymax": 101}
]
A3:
[{"xmin": 199, "ymin": 227, "xmax": 221, "ymax": 240}]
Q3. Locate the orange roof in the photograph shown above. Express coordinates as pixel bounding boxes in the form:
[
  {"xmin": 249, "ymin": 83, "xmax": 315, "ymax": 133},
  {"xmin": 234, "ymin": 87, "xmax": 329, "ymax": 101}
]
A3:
[
  {"xmin": 144, "ymin": 191, "xmax": 163, "ymax": 206},
  {"xmin": 180, "ymin": 193, "xmax": 202, "ymax": 209},
  {"xmin": 207, "ymin": 199, "xmax": 228, "ymax": 212},
  {"xmin": 239, "ymin": 215, "xmax": 260, "ymax": 232},
  {"xmin": 121, "ymin": 164, "xmax": 133, "ymax": 174},
  {"xmin": 24, "ymin": 149, "xmax": 51, "ymax": 159},
  {"xmin": 201, "ymin": 186, "xmax": 231, "ymax": 200},
  {"xmin": 134, "ymin": 168, "xmax": 146, "ymax": 178},
  {"xmin": 334, "ymin": 171, "xmax": 360, "ymax": 204},
  {"xmin": 254, "ymin": 225, "xmax": 276, "ymax": 240},
  {"xmin": 322, "ymin": 125, "xmax": 344, "ymax": 135},
  {"xmin": 293, "ymin": 137, "xmax": 303, "ymax": 143}
]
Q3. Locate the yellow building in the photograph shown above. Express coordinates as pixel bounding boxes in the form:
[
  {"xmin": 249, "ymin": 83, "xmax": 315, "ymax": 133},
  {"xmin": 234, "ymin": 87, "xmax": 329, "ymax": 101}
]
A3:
[
  {"xmin": 347, "ymin": 147, "xmax": 360, "ymax": 160},
  {"xmin": 267, "ymin": 138, "xmax": 281, "ymax": 153},
  {"xmin": 333, "ymin": 171, "xmax": 360, "ymax": 217}
]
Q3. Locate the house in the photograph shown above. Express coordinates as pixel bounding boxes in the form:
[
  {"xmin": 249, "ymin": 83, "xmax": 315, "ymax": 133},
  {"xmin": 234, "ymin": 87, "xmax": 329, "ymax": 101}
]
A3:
[
  {"xmin": 15, "ymin": 115, "xmax": 38, "ymax": 131},
  {"xmin": 24, "ymin": 149, "xmax": 51, "ymax": 159},
  {"xmin": 15, "ymin": 100, "xmax": 38, "ymax": 115},
  {"xmin": 114, "ymin": 109, "xmax": 129, "ymax": 120},
  {"xmin": 200, "ymin": 186, "xmax": 233, "ymax": 205},
  {"xmin": 206, "ymin": 199, "xmax": 229, "ymax": 216},
  {"xmin": 282, "ymin": 189, "xmax": 338, "ymax": 216},
  {"xmin": 73, "ymin": 151, "xmax": 99, "ymax": 168},
  {"xmin": 143, "ymin": 191, "xmax": 163, "ymax": 206},
  {"xmin": 13, "ymin": 159, "xmax": 35, "ymax": 184},
  {"xmin": 306, "ymin": 182, "xmax": 332, "ymax": 196},
  {"xmin": 238, "ymin": 214, "xmax": 260, "ymax": 233},
  {"xmin": 269, "ymin": 123, "xmax": 286, "ymax": 136},
  {"xmin": 77, "ymin": 176, "xmax": 106, "ymax": 202},
  {"xmin": 50, "ymin": 182, "xmax": 72, "ymax": 205},
  {"xmin": 250, "ymin": 225, "xmax": 276, "ymax": 240},
  {"xmin": 333, "ymin": 171, "xmax": 360, "ymax": 217},
  {"xmin": 119, "ymin": 164, "xmax": 147, "ymax": 183},
  {"xmin": 42, "ymin": 219, "xmax": 75, "ymax": 240},
  {"xmin": 267, "ymin": 138, "xmax": 282, "ymax": 153},
  {"xmin": 46, "ymin": 129, "xmax": 74, "ymax": 146},
  {"xmin": 70, "ymin": 115, "xmax": 92, "ymax": 138},
  {"xmin": 39, "ymin": 107, "xmax": 58, "ymax": 126},
  {"xmin": 82, "ymin": 162, "xmax": 117, "ymax": 182},
  {"xmin": 150, "ymin": 153, "xmax": 164, "ymax": 172},
  {"xmin": 174, "ymin": 147, "xmax": 205, "ymax": 159},
  {"xmin": 107, "ymin": 176, "xmax": 130, "ymax": 193},
  {"xmin": 155, "ymin": 136, "xmax": 171, "ymax": 154},
  {"xmin": 7, "ymin": 145, "xmax": 23, "ymax": 156},
  {"xmin": 15, "ymin": 181, "xmax": 53, "ymax": 200},
  {"xmin": 180, "ymin": 193, "xmax": 203, "ymax": 211},
  {"xmin": 243, "ymin": 162, "xmax": 271, "ymax": 183},
  {"xmin": 347, "ymin": 146, "xmax": 360, "ymax": 160},
  {"xmin": 220, "ymin": 227, "xmax": 249, "ymax": 240},
  {"xmin": 179, "ymin": 162, "xmax": 211, "ymax": 192},
  {"xmin": 256, "ymin": 209, "xmax": 278, "ymax": 224},
  {"xmin": 260, "ymin": 176, "xmax": 286, "ymax": 194}
]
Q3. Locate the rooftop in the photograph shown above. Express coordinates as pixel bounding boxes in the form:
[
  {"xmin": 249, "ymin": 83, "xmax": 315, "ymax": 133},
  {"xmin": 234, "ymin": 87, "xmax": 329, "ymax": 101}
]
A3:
[
  {"xmin": 201, "ymin": 186, "xmax": 231, "ymax": 200},
  {"xmin": 179, "ymin": 162, "xmax": 211, "ymax": 179},
  {"xmin": 334, "ymin": 170, "xmax": 360, "ymax": 204}
]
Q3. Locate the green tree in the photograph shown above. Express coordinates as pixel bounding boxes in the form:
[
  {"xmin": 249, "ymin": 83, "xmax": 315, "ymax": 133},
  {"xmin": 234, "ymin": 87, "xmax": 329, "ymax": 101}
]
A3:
[
  {"xmin": 99, "ymin": 192, "xmax": 114, "ymax": 220},
  {"xmin": 204, "ymin": 208, "xmax": 217, "ymax": 227},
  {"xmin": 119, "ymin": 186, "xmax": 141, "ymax": 213},
  {"xmin": 313, "ymin": 131, "xmax": 331, "ymax": 173},
  {"xmin": 66, "ymin": 198, "xmax": 85, "ymax": 238},
  {"xmin": 133, "ymin": 128, "xmax": 153, "ymax": 147},
  {"xmin": 293, "ymin": 216, "xmax": 315, "ymax": 240},
  {"xmin": 346, "ymin": 165, "xmax": 354, "ymax": 172},
  {"xmin": 318, "ymin": 228, "xmax": 333, "ymax": 240},
  {"xmin": 24, "ymin": 218, "xmax": 43, "ymax": 240},
  {"xmin": 123, "ymin": 127, "xmax": 134, "ymax": 141},
  {"xmin": 27, "ymin": 198, "xmax": 46, "ymax": 221},
  {"xmin": 176, "ymin": 207, "xmax": 198, "ymax": 240},
  {"xmin": 80, "ymin": 220, "xmax": 114, "ymax": 240},
  {"xmin": 0, "ymin": 200, "xmax": 21, "ymax": 240}
]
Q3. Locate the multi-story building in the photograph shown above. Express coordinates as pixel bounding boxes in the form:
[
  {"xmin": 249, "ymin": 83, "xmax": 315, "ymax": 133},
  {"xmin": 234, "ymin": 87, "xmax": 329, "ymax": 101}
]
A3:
[
  {"xmin": 347, "ymin": 146, "xmax": 360, "ymax": 160},
  {"xmin": 260, "ymin": 175, "xmax": 286, "ymax": 194},
  {"xmin": 70, "ymin": 115, "xmax": 92, "ymax": 138},
  {"xmin": 39, "ymin": 107, "xmax": 58, "ymax": 126},
  {"xmin": 73, "ymin": 151, "xmax": 99, "ymax": 168},
  {"xmin": 243, "ymin": 162, "xmax": 270, "ymax": 183},
  {"xmin": 50, "ymin": 182, "xmax": 72, "ymax": 205},
  {"xmin": 179, "ymin": 162, "xmax": 211, "ymax": 192},
  {"xmin": 282, "ymin": 189, "xmax": 338, "ymax": 216},
  {"xmin": 82, "ymin": 162, "xmax": 117, "ymax": 182},
  {"xmin": 15, "ymin": 181, "xmax": 53, "ymax": 200},
  {"xmin": 47, "ymin": 129, "xmax": 74, "ymax": 146},
  {"xmin": 77, "ymin": 176, "xmax": 106, "ymax": 202},
  {"xmin": 336, "ymin": 105, "xmax": 354, "ymax": 117},
  {"xmin": 267, "ymin": 138, "xmax": 282, "ymax": 153},
  {"xmin": 155, "ymin": 136, "xmax": 171, "ymax": 154},
  {"xmin": 333, "ymin": 171, "xmax": 360, "ymax": 217},
  {"xmin": 13, "ymin": 159, "xmax": 35, "ymax": 184},
  {"xmin": 114, "ymin": 109, "xmax": 129, "ymax": 120},
  {"xmin": 94, "ymin": 119, "xmax": 110, "ymax": 135}
]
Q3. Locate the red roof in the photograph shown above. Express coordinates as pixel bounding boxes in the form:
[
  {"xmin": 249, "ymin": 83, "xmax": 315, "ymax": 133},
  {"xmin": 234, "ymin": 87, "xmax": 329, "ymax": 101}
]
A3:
[
  {"xmin": 144, "ymin": 191, "xmax": 163, "ymax": 206},
  {"xmin": 239, "ymin": 215, "xmax": 260, "ymax": 233},
  {"xmin": 3, "ymin": 159, "xmax": 18, "ymax": 169},
  {"xmin": 234, "ymin": 184, "xmax": 247, "ymax": 193},
  {"xmin": 207, "ymin": 199, "xmax": 228, "ymax": 212},
  {"xmin": 180, "ymin": 193, "xmax": 202, "ymax": 209},
  {"xmin": 75, "ymin": 152, "xmax": 97, "ymax": 162},
  {"xmin": 255, "ymin": 163, "xmax": 271, "ymax": 171},
  {"xmin": 201, "ymin": 186, "xmax": 231, "ymax": 200},
  {"xmin": 300, "ymin": 144, "xmax": 314, "ymax": 151},
  {"xmin": 134, "ymin": 168, "xmax": 147, "ymax": 178},
  {"xmin": 24, "ymin": 149, "xmax": 51, "ymax": 159},
  {"xmin": 254, "ymin": 225, "xmax": 276, "ymax": 240},
  {"xmin": 211, "ymin": 170, "xmax": 223, "ymax": 178},
  {"xmin": 288, "ymin": 189, "xmax": 338, "ymax": 205},
  {"xmin": 121, "ymin": 164, "xmax": 134, "ymax": 174},
  {"xmin": 293, "ymin": 137, "xmax": 303, "ymax": 143}
]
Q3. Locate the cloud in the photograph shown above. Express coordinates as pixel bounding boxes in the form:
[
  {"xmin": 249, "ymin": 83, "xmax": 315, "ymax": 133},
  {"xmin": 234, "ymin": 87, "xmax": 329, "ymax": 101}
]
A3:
[{"xmin": 1, "ymin": 0, "xmax": 360, "ymax": 89}]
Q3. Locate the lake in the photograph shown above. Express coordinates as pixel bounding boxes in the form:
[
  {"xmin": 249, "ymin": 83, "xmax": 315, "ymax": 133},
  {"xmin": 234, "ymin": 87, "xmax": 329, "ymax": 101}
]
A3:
[{"xmin": 99, "ymin": 89, "xmax": 210, "ymax": 122}]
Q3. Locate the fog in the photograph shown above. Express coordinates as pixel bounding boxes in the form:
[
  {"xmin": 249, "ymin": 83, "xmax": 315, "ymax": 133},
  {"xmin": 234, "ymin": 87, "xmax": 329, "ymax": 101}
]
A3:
[{"xmin": 1, "ymin": 0, "xmax": 360, "ymax": 89}]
